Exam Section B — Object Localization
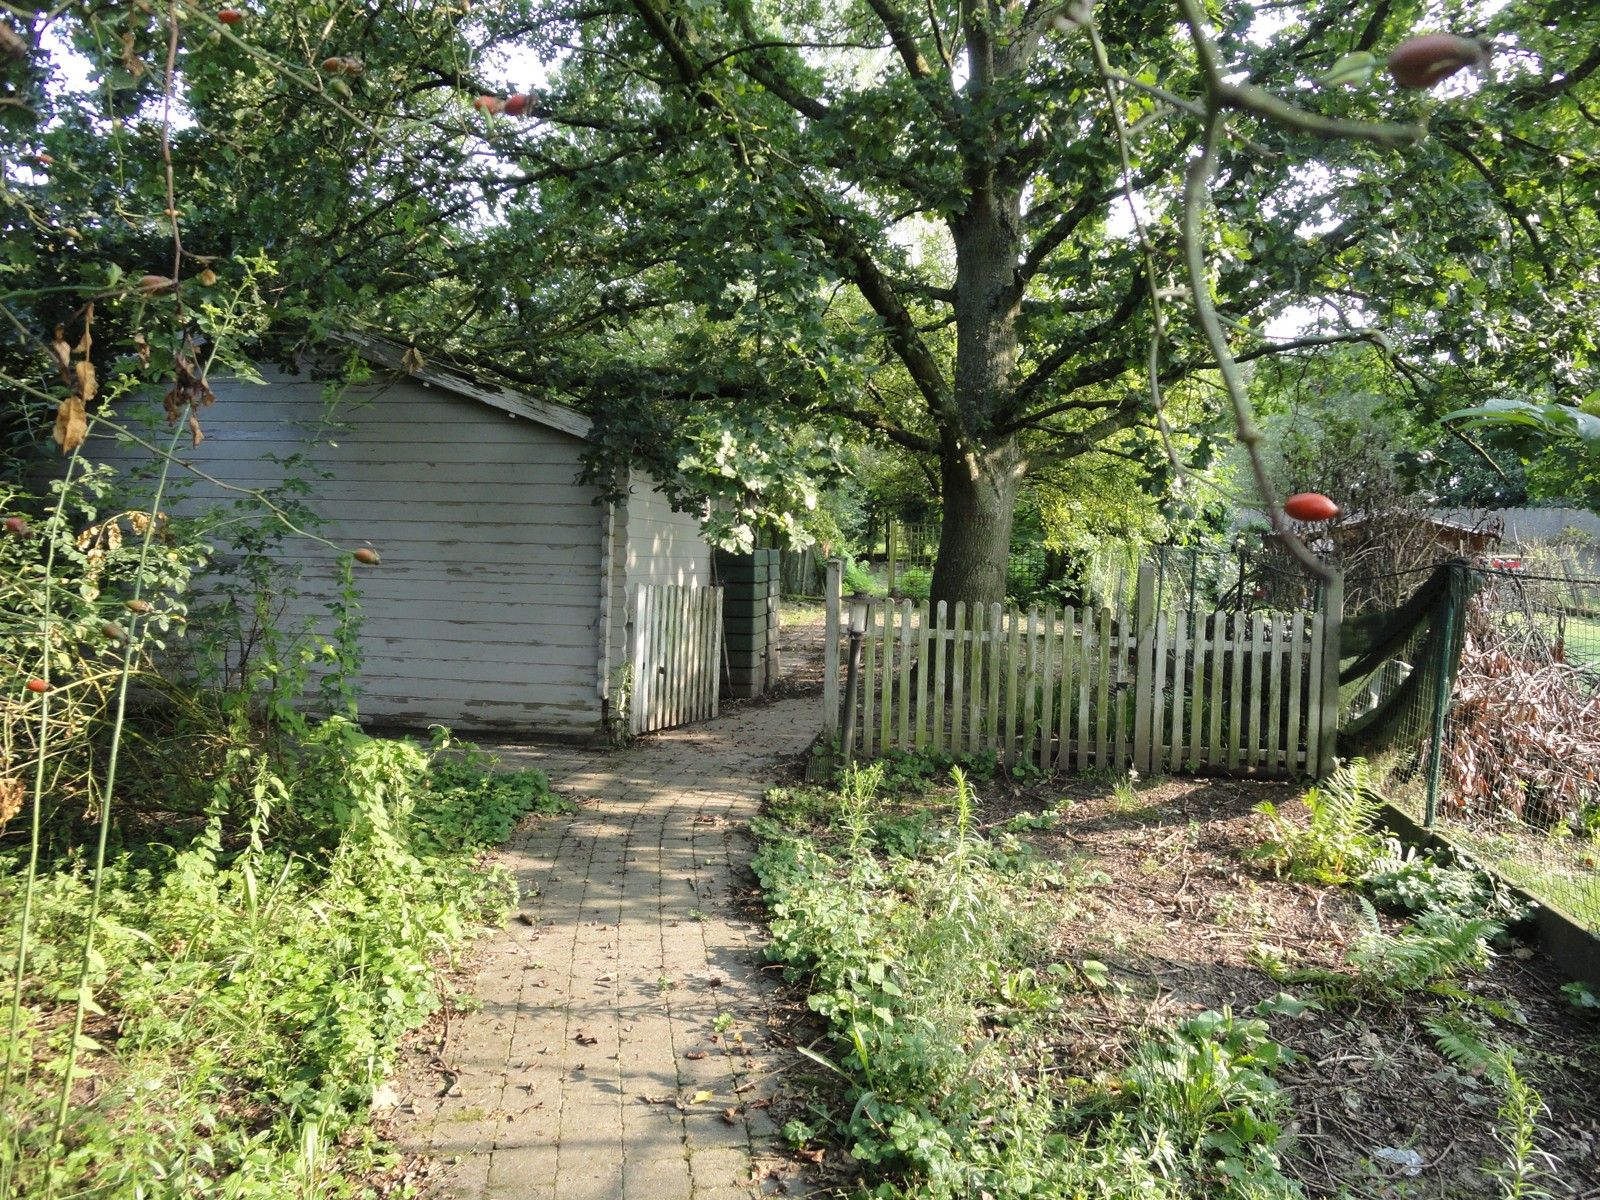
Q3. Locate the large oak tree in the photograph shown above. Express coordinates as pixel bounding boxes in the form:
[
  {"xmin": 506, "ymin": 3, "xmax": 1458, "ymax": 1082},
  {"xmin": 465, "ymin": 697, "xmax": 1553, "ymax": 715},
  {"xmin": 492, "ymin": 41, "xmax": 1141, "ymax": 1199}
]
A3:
[{"xmin": 4, "ymin": 1, "xmax": 1597, "ymax": 603}]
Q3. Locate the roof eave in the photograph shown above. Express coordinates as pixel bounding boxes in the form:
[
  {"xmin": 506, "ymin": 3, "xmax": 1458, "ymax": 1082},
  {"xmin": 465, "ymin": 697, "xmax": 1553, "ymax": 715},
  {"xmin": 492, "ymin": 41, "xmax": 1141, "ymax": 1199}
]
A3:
[{"xmin": 336, "ymin": 331, "xmax": 594, "ymax": 442}]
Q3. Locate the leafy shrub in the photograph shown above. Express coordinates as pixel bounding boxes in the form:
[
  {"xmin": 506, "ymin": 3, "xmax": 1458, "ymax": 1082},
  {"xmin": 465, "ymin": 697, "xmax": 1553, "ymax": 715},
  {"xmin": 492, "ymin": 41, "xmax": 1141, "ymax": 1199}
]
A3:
[
  {"xmin": 895, "ymin": 566, "xmax": 932, "ymax": 600},
  {"xmin": 1362, "ymin": 839, "xmax": 1529, "ymax": 924},
  {"xmin": 2, "ymin": 468, "xmax": 207, "ymax": 848},
  {"xmin": 1124, "ymin": 1010, "xmax": 1299, "ymax": 1193},
  {"xmin": 842, "ymin": 556, "xmax": 884, "ymax": 597}
]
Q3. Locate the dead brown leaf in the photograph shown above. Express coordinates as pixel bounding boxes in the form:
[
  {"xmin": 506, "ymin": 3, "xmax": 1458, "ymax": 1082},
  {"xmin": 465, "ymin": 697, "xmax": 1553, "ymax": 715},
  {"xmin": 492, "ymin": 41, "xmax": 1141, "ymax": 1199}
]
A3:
[{"xmin": 53, "ymin": 396, "xmax": 87, "ymax": 452}]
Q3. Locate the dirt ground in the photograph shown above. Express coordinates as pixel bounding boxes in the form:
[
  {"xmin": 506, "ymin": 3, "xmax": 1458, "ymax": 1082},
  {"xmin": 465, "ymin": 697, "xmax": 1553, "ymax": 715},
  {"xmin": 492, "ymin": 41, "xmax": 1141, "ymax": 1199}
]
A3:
[{"xmin": 986, "ymin": 773, "xmax": 1600, "ymax": 1200}]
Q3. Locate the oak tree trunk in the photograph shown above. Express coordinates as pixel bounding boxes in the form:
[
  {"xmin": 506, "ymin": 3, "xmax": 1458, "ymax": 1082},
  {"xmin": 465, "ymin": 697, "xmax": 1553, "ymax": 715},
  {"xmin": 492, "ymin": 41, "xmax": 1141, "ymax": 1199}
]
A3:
[
  {"xmin": 928, "ymin": 178, "xmax": 1026, "ymax": 611},
  {"xmin": 929, "ymin": 435, "xmax": 1024, "ymax": 611}
]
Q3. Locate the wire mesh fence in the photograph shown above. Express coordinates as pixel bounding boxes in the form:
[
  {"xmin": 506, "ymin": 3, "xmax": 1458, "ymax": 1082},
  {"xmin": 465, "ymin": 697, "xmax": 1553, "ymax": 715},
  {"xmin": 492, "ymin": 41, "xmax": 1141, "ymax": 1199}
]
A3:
[{"xmin": 1340, "ymin": 560, "xmax": 1600, "ymax": 932}]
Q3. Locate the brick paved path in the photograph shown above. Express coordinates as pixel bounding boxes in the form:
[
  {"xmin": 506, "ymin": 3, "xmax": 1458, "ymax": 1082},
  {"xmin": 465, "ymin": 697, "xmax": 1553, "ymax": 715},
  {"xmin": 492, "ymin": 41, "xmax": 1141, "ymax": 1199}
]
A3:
[{"xmin": 393, "ymin": 696, "xmax": 819, "ymax": 1200}]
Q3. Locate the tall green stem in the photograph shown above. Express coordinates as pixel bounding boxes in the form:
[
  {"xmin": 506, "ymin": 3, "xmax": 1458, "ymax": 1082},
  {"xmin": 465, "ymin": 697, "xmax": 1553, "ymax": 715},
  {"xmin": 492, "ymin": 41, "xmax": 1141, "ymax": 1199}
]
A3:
[
  {"xmin": 1, "ymin": 451, "xmax": 85, "ymax": 1196},
  {"xmin": 47, "ymin": 416, "xmax": 187, "ymax": 1167}
]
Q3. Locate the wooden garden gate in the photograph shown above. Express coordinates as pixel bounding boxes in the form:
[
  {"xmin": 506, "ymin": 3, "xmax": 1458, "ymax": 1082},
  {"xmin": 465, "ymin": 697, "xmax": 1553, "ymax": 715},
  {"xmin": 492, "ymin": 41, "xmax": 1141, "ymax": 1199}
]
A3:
[
  {"xmin": 822, "ymin": 560, "xmax": 1343, "ymax": 779},
  {"xmin": 630, "ymin": 583, "xmax": 723, "ymax": 735}
]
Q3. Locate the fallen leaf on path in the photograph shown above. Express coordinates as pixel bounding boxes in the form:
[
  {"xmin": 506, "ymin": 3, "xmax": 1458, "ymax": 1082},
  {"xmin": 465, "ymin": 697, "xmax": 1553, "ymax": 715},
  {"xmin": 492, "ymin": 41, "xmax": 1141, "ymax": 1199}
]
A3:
[{"xmin": 574, "ymin": 1032, "xmax": 598, "ymax": 1046}]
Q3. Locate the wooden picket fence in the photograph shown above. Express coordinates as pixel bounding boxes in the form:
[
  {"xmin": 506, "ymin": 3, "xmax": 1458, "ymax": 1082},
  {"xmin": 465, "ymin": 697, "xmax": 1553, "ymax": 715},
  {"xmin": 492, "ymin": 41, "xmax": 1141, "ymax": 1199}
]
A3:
[
  {"xmin": 822, "ymin": 562, "xmax": 1342, "ymax": 779},
  {"xmin": 630, "ymin": 583, "xmax": 723, "ymax": 735}
]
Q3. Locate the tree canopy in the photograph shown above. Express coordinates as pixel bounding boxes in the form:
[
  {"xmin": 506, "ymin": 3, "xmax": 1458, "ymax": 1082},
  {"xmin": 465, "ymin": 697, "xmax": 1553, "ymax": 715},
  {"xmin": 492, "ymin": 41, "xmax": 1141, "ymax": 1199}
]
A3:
[{"xmin": 2, "ymin": 0, "xmax": 1597, "ymax": 601}]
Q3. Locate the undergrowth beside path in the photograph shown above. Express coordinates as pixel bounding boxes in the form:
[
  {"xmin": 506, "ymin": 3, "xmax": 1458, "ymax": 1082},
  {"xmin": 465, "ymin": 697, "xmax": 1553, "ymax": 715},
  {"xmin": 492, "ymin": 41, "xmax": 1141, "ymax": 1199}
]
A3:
[
  {"xmin": 754, "ymin": 756, "xmax": 1600, "ymax": 1200},
  {"xmin": 1, "ymin": 728, "xmax": 568, "ymax": 1197}
]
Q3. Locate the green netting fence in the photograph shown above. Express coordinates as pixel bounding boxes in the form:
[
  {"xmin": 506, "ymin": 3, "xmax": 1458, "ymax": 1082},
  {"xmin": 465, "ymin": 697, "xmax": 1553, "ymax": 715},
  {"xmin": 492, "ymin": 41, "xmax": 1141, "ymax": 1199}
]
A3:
[{"xmin": 1339, "ymin": 559, "xmax": 1600, "ymax": 931}]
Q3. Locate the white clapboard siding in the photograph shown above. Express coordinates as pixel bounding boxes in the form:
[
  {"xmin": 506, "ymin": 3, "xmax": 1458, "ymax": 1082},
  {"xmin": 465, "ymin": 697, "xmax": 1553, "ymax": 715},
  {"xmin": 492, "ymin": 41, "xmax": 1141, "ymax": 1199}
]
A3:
[
  {"xmin": 85, "ymin": 364, "xmax": 698, "ymax": 737},
  {"xmin": 829, "ymin": 560, "xmax": 1338, "ymax": 779},
  {"xmin": 630, "ymin": 583, "xmax": 722, "ymax": 734}
]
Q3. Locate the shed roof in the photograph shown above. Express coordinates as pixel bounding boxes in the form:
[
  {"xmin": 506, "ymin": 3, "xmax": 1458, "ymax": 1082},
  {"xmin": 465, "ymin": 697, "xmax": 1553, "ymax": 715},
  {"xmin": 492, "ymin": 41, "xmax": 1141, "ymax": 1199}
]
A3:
[{"xmin": 338, "ymin": 331, "xmax": 593, "ymax": 442}]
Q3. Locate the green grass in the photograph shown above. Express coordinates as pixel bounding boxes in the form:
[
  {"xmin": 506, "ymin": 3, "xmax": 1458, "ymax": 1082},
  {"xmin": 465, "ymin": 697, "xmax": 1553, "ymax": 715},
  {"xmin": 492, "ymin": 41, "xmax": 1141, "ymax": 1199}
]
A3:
[
  {"xmin": 1444, "ymin": 826, "xmax": 1600, "ymax": 931},
  {"xmin": 1559, "ymin": 614, "xmax": 1600, "ymax": 666}
]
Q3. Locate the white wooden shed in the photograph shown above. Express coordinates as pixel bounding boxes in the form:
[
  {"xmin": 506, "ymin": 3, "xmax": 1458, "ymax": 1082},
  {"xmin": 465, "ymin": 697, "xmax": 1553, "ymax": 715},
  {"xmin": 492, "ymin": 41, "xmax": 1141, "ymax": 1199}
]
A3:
[{"xmin": 91, "ymin": 335, "xmax": 711, "ymax": 737}]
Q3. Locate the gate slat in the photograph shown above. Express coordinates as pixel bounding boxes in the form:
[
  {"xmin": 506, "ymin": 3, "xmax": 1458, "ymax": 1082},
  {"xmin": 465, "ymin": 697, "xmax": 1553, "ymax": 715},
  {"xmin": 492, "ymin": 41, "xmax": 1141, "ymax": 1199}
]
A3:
[
  {"xmin": 1158, "ymin": 614, "xmax": 1171, "ymax": 774},
  {"xmin": 879, "ymin": 601, "xmax": 895, "ymax": 752},
  {"xmin": 669, "ymin": 585, "xmax": 684, "ymax": 731},
  {"xmin": 1039, "ymin": 606, "xmax": 1056, "ymax": 771},
  {"xmin": 1172, "ymin": 610, "xmax": 1189, "ymax": 772},
  {"xmin": 1266, "ymin": 614, "xmax": 1284, "ymax": 775},
  {"xmin": 862, "ymin": 602, "xmax": 878, "ymax": 758},
  {"xmin": 916, "ymin": 600, "xmax": 932, "ymax": 751},
  {"xmin": 1188, "ymin": 611, "xmax": 1206, "ymax": 770},
  {"xmin": 1005, "ymin": 607, "xmax": 1023, "ymax": 765},
  {"xmin": 1246, "ymin": 613, "xmax": 1265, "ymax": 770},
  {"xmin": 1021, "ymin": 608, "xmax": 1038, "ymax": 766},
  {"xmin": 1306, "ymin": 610, "xmax": 1325, "ymax": 777},
  {"xmin": 1077, "ymin": 613, "xmax": 1093, "ymax": 771},
  {"xmin": 1096, "ymin": 606, "xmax": 1113, "ymax": 769},
  {"xmin": 898, "ymin": 599, "xmax": 914, "ymax": 751},
  {"xmin": 1108, "ymin": 604, "xmax": 1123, "ymax": 769},
  {"xmin": 631, "ymin": 584, "xmax": 650, "ymax": 734},
  {"xmin": 681, "ymin": 588, "xmax": 694, "ymax": 729},
  {"xmin": 1286, "ymin": 614, "xmax": 1299, "ymax": 774},
  {"xmin": 1228, "ymin": 611, "xmax": 1245, "ymax": 770},
  {"xmin": 655, "ymin": 585, "xmax": 672, "ymax": 733},
  {"xmin": 1208, "ymin": 611, "xmax": 1225, "ymax": 769},
  {"xmin": 1059, "ymin": 605, "xmax": 1076, "ymax": 769},
  {"xmin": 710, "ymin": 586, "xmax": 723, "ymax": 720},
  {"xmin": 688, "ymin": 585, "xmax": 702, "ymax": 724},
  {"xmin": 979, "ymin": 604, "xmax": 992, "ymax": 755}
]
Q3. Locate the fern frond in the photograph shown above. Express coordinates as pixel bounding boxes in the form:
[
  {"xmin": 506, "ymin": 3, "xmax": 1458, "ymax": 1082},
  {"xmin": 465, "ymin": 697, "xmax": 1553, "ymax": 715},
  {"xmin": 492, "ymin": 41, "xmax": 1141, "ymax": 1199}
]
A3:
[{"xmin": 1424, "ymin": 1013, "xmax": 1498, "ymax": 1077}]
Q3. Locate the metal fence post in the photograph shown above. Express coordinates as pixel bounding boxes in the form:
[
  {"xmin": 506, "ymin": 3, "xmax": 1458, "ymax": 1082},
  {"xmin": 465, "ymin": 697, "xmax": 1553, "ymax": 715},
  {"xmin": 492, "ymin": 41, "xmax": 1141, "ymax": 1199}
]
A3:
[
  {"xmin": 1316, "ymin": 570, "xmax": 1344, "ymax": 778},
  {"xmin": 1422, "ymin": 563, "xmax": 1463, "ymax": 828}
]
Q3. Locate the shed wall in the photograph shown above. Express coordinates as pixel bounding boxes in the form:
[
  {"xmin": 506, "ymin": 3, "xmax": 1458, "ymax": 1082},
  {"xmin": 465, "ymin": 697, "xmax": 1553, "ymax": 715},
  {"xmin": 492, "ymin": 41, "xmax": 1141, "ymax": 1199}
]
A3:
[
  {"xmin": 88, "ymin": 368, "xmax": 606, "ymax": 734},
  {"xmin": 622, "ymin": 471, "xmax": 712, "ymax": 593}
]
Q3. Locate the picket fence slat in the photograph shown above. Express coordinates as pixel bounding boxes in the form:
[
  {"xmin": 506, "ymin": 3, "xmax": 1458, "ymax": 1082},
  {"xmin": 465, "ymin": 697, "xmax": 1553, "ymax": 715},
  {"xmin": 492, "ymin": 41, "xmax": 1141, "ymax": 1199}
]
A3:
[
  {"xmin": 880, "ymin": 602, "xmax": 895, "ymax": 752},
  {"xmin": 1187, "ymin": 613, "xmax": 1206, "ymax": 770},
  {"xmin": 864, "ymin": 604, "xmax": 879, "ymax": 757}
]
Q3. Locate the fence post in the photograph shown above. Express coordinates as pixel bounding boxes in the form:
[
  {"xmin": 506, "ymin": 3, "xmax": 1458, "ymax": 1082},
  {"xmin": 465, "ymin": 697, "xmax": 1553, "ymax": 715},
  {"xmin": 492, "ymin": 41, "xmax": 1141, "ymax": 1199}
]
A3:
[
  {"xmin": 1132, "ymin": 561, "xmax": 1157, "ymax": 774},
  {"xmin": 1315, "ymin": 570, "xmax": 1344, "ymax": 778},
  {"xmin": 823, "ymin": 558, "xmax": 843, "ymax": 740},
  {"xmin": 886, "ymin": 519, "xmax": 898, "ymax": 597},
  {"xmin": 1422, "ymin": 562, "xmax": 1465, "ymax": 827}
]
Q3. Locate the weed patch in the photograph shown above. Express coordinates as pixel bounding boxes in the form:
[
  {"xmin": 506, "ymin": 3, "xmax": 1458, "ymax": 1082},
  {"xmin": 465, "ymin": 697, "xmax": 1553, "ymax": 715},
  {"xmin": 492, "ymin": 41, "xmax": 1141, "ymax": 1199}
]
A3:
[
  {"xmin": 0, "ymin": 733, "xmax": 566, "ymax": 1197},
  {"xmin": 754, "ymin": 765, "xmax": 1305, "ymax": 1198}
]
